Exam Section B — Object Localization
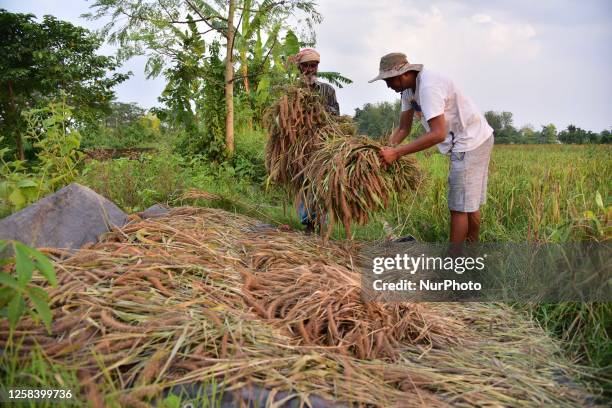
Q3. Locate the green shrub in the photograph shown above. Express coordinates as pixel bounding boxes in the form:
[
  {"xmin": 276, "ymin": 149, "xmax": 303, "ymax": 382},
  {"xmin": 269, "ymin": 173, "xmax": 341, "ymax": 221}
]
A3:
[
  {"xmin": 0, "ymin": 240, "xmax": 57, "ymax": 334},
  {"xmin": 79, "ymin": 150, "xmax": 186, "ymax": 212},
  {"xmin": 0, "ymin": 145, "xmax": 39, "ymax": 217},
  {"xmin": 0, "ymin": 99, "xmax": 83, "ymax": 216},
  {"xmin": 81, "ymin": 119, "xmax": 160, "ymax": 149},
  {"xmin": 232, "ymin": 129, "xmax": 267, "ymax": 183}
]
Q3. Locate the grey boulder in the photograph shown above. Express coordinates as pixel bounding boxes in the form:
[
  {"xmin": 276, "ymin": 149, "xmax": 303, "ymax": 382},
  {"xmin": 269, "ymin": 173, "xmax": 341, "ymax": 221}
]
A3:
[
  {"xmin": 0, "ymin": 183, "xmax": 128, "ymax": 251},
  {"xmin": 139, "ymin": 204, "xmax": 170, "ymax": 219}
]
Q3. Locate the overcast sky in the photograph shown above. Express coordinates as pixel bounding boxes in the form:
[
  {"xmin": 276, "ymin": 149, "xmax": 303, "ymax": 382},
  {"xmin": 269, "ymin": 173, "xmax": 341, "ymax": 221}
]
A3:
[{"xmin": 2, "ymin": 0, "xmax": 611, "ymax": 131}]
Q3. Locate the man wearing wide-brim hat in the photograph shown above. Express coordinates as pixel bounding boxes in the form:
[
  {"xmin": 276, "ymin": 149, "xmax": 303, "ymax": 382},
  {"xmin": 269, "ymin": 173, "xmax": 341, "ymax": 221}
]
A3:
[{"xmin": 371, "ymin": 53, "xmax": 494, "ymax": 243}]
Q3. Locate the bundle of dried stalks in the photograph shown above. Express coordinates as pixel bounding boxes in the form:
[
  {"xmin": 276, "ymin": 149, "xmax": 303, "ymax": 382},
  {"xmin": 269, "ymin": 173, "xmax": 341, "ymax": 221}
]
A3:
[
  {"xmin": 265, "ymin": 85, "xmax": 421, "ymax": 238},
  {"xmin": 1, "ymin": 207, "xmax": 595, "ymax": 407},
  {"xmin": 298, "ymin": 136, "xmax": 422, "ymax": 239},
  {"xmin": 264, "ymin": 85, "xmax": 333, "ymax": 191}
]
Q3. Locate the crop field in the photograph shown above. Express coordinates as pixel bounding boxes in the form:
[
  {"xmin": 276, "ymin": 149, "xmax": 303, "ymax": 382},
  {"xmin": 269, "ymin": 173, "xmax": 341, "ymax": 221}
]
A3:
[{"xmin": 351, "ymin": 144, "xmax": 611, "ymax": 243}]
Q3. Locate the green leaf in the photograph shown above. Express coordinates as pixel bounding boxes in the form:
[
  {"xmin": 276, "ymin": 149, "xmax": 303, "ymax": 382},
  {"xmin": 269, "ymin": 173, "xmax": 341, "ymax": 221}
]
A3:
[
  {"xmin": 29, "ymin": 250, "xmax": 57, "ymax": 286},
  {"xmin": 8, "ymin": 188, "xmax": 25, "ymax": 207},
  {"xmin": 256, "ymin": 76, "xmax": 270, "ymax": 105},
  {"xmin": 22, "ymin": 187, "xmax": 40, "ymax": 202},
  {"xmin": 7, "ymin": 294, "xmax": 25, "ymax": 329},
  {"xmin": 27, "ymin": 285, "xmax": 49, "ymax": 302},
  {"xmin": 27, "ymin": 286, "xmax": 53, "ymax": 331},
  {"xmin": 317, "ymin": 71, "xmax": 353, "ymax": 88},
  {"xmin": 0, "ymin": 271, "xmax": 21, "ymax": 291},
  {"xmin": 16, "ymin": 179, "xmax": 38, "ymax": 188},
  {"xmin": 254, "ymin": 29, "xmax": 263, "ymax": 63},
  {"xmin": 22, "ymin": 244, "xmax": 57, "ymax": 286},
  {"xmin": 283, "ymin": 30, "xmax": 299, "ymax": 56},
  {"xmin": 14, "ymin": 242, "xmax": 35, "ymax": 287}
]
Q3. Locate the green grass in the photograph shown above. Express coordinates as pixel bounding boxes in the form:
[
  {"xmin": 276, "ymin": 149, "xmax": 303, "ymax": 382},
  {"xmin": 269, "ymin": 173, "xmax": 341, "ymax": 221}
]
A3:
[
  {"xmin": 1, "ymin": 340, "xmax": 81, "ymax": 407},
  {"xmin": 0, "ymin": 338, "xmax": 226, "ymax": 407},
  {"xmin": 348, "ymin": 143, "xmax": 611, "ymax": 242},
  {"xmin": 527, "ymin": 302, "xmax": 611, "ymax": 367}
]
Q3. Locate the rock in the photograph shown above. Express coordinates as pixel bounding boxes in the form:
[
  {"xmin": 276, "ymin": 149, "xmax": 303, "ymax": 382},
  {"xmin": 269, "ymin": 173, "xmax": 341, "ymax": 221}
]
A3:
[
  {"xmin": 160, "ymin": 382, "xmax": 346, "ymax": 408},
  {"xmin": 0, "ymin": 183, "xmax": 128, "ymax": 251},
  {"xmin": 139, "ymin": 204, "xmax": 170, "ymax": 219}
]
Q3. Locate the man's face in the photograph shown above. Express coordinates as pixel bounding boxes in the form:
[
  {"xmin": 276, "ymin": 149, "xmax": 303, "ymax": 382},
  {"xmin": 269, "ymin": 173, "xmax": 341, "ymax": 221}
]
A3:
[
  {"xmin": 384, "ymin": 74, "xmax": 406, "ymax": 93},
  {"xmin": 299, "ymin": 61, "xmax": 319, "ymax": 77}
]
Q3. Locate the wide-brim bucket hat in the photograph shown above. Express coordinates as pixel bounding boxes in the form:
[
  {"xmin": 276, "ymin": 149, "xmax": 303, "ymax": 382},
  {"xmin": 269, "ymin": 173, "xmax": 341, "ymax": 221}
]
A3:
[{"xmin": 368, "ymin": 53, "xmax": 423, "ymax": 83}]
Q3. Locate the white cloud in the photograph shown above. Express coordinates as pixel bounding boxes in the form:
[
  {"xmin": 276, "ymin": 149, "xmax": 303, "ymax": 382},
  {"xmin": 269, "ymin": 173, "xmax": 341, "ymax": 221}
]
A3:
[
  {"xmin": 486, "ymin": 21, "xmax": 539, "ymax": 56},
  {"xmin": 2, "ymin": 0, "xmax": 610, "ymax": 131},
  {"xmin": 316, "ymin": 1, "xmax": 546, "ymax": 120},
  {"xmin": 472, "ymin": 13, "xmax": 492, "ymax": 24},
  {"xmin": 518, "ymin": 24, "xmax": 537, "ymax": 38}
]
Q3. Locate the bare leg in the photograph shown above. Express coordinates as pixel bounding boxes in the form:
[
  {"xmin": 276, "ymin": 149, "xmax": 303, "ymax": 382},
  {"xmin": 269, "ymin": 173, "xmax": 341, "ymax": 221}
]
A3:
[
  {"xmin": 450, "ymin": 210, "xmax": 468, "ymax": 243},
  {"xmin": 467, "ymin": 210, "xmax": 481, "ymax": 243}
]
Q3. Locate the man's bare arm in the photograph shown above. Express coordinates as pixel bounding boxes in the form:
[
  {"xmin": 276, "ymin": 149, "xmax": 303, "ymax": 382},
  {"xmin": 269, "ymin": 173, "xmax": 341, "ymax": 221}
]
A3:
[
  {"xmin": 389, "ymin": 109, "xmax": 414, "ymax": 145},
  {"xmin": 380, "ymin": 114, "xmax": 447, "ymax": 164}
]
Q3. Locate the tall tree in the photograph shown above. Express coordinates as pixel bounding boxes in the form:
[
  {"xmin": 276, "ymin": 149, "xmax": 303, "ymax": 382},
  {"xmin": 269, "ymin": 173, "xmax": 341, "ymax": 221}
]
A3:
[
  {"xmin": 540, "ymin": 123, "xmax": 557, "ymax": 144},
  {"xmin": 599, "ymin": 129, "xmax": 611, "ymax": 144},
  {"xmin": 225, "ymin": 0, "xmax": 236, "ymax": 154},
  {"xmin": 87, "ymin": 0, "xmax": 322, "ymax": 157},
  {"xmin": 519, "ymin": 125, "xmax": 537, "ymax": 144},
  {"xmin": 354, "ymin": 101, "xmax": 401, "ymax": 138},
  {"xmin": 558, "ymin": 125, "xmax": 587, "ymax": 144},
  {"xmin": 0, "ymin": 10, "xmax": 129, "ymax": 159},
  {"xmin": 104, "ymin": 102, "xmax": 147, "ymax": 129},
  {"xmin": 484, "ymin": 111, "xmax": 519, "ymax": 144},
  {"xmin": 354, "ymin": 100, "xmax": 424, "ymax": 139}
]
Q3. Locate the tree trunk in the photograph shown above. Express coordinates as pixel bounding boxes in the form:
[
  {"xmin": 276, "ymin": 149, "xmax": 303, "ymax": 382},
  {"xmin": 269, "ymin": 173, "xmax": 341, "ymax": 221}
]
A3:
[
  {"xmin": 241, "ymin": 53, "xmax": 250, "ymax": 93},
  {"xmin": 241, "ymin": 49, "xmax": 253, "ymax": 130},
  {"xmin": 225, "ymin": 0, "xmax": 236, "ymax": 156},
  {"xmin": 7, "ymin": 81, "xmax": 24, "ymax": 160},
  {"xmin": 240, "ymin": 0, "xmax": 252, "ymax": 131}
]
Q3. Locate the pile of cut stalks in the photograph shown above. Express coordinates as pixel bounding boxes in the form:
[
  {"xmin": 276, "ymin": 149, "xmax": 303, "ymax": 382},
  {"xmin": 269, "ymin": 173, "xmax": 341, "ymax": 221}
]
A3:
[
  {"xmin": 265, "ymin": 84, "xmax": 422, "ymax": 239},
  {"xmin": 1, "ymin": 207, "xmax": 598, "ymax": 407}
]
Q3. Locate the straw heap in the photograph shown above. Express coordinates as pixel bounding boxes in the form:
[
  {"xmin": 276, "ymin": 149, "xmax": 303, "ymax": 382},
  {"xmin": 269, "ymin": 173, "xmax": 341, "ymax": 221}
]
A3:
[{"xmin": 1, "ymin": 207, "xmax": 597, "ymax": 407}]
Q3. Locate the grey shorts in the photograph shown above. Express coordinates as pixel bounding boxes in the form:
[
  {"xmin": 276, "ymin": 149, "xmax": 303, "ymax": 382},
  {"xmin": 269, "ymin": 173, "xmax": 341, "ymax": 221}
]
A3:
[{"xmin": 448, "ymin": 136, "xmax": 494, "ymax": 212}]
